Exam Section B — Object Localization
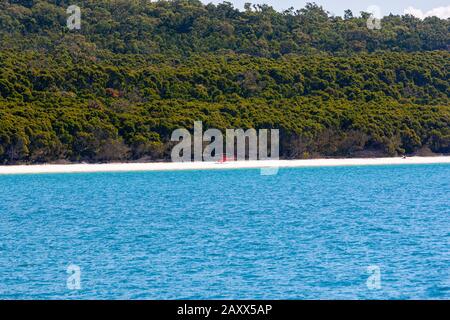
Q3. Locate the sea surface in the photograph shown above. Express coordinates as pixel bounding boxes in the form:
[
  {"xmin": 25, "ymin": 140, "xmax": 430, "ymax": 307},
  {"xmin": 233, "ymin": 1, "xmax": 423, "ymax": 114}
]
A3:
[{"xmin": 0, "ymin": 164, "xmax": 449, "ymax": 299}]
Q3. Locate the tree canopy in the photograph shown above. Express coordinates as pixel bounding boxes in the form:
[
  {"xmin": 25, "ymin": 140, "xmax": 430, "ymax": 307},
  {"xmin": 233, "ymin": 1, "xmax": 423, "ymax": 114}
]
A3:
[{"xmin": 0, "ymin": 1, "xmax": 449, "ymax": 163}]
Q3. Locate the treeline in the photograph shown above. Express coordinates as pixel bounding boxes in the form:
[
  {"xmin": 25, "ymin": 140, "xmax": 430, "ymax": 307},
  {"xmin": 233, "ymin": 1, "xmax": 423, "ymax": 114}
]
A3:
[
  {"xmin": 0, "ymin": 1, "xmax": 449, "ymax": 163},
  {"xmin": 0, "ymin": 51, "xmax": 449, "ymax": 163},
  {"xmin": 1, "ymin": 96, "xmax": 449, "ymax": 163},
  {"xmin": 0, "ymin": 0, "xmax": 449, "ymax": 56}
]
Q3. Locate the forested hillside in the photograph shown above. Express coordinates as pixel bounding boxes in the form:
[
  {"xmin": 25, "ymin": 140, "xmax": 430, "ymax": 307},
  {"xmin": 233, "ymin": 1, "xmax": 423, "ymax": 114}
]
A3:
[
  {"xmin": 2, "ymin": 0, "xmax": 449, "ymax": 55},
  {"xmin": 0, "ymin": 0, "xmax": 449, "ymax": 163}
]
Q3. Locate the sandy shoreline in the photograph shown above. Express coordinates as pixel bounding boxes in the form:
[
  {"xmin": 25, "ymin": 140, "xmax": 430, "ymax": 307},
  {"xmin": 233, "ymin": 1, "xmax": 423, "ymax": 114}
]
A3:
[{"xmin": 0, "ymin": 156, "xmax": 449, "ymax": 175}]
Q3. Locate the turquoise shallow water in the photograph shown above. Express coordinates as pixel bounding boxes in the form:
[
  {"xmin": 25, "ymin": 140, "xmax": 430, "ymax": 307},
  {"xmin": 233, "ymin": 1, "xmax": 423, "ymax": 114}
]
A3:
[{"xmin": 0, "ymin": 164, "xmax": 449, "ymax": 299}]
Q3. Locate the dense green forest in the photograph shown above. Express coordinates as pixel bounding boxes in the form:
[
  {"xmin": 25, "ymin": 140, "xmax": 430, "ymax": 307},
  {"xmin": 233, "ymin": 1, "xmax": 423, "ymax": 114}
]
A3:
[{"xmin": 0, "ymin": 0, "xmax": 449, "ymax": 163}]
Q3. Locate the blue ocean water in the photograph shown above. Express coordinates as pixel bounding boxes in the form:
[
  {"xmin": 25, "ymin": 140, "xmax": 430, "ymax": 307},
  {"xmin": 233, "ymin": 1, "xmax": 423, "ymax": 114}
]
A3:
[{"xmin": 0, "ymin": 164, "xmax": 449, "ymax": 300}]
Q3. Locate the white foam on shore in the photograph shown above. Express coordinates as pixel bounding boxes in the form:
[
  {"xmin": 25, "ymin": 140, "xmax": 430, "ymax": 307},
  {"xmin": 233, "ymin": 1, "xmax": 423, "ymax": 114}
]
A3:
[{"xmin": 0, "ymin": 156, "xmax": 449, "ymax": 175}]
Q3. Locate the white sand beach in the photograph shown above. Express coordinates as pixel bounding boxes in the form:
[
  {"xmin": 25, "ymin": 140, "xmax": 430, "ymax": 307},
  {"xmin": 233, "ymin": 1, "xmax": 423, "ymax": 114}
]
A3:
[{"xmin": 0, "ymin": 156, "xmax": 449, "ymax": 175}]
